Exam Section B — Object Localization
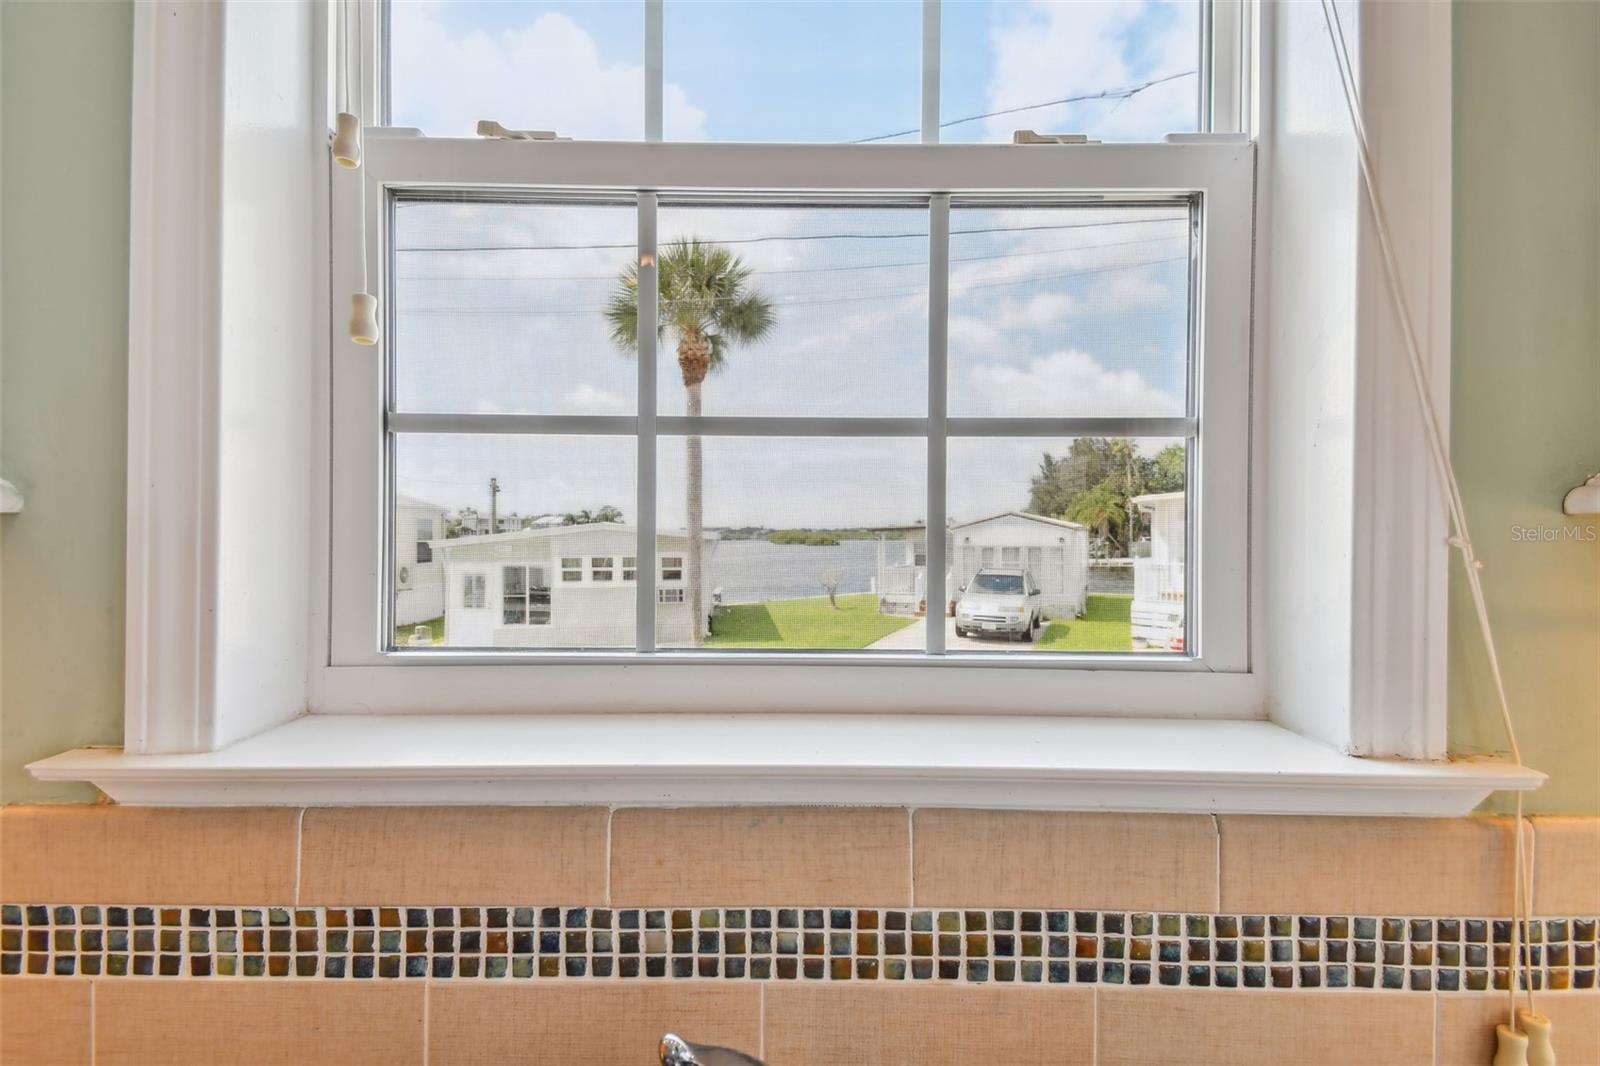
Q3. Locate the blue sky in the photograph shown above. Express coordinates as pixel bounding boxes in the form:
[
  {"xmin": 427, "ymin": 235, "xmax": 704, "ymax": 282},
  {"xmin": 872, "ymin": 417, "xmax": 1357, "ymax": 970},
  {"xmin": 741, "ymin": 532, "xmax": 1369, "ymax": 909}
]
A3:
[{"xmin": 387, "ymin": 1, "xmax": 1198, "ymax": 527}]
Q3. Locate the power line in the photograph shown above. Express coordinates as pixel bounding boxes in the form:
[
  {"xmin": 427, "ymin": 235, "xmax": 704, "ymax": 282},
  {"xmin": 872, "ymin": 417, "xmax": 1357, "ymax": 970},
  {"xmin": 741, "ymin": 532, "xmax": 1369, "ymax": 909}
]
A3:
[
  {"xmin": 396, "ymin": 255, "xmax": 1187, "ymax": 317},
  {"xmin": 394, "ymin": 232, "xmax": 1187, "ymax": 284},
  {"xmin": 393, "ymin": 214, "xmax": 1185, "ymax": 254},
  {"xmin": 851, "ymin": 69, "xmax": 1198, "ymax": 144}
]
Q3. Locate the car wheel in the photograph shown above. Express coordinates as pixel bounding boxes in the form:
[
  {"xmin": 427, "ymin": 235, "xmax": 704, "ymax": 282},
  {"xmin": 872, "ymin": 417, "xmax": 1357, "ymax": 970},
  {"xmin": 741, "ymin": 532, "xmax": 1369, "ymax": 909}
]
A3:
[
  {"xmin": 954, "ymin": 626, "xmax": 966, "ymax": 638},
  {"xmin": 1021, "ymin": 620, "xmax": 1034, "ymax": 643}
]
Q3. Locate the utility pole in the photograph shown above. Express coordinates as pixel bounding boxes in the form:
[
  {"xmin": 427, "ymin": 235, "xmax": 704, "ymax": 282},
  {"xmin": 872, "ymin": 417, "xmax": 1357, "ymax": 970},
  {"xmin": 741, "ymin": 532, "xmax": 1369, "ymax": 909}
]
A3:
[{"xmin": 488, "ymin": 477, "xmax": 500, "ymax": 535}]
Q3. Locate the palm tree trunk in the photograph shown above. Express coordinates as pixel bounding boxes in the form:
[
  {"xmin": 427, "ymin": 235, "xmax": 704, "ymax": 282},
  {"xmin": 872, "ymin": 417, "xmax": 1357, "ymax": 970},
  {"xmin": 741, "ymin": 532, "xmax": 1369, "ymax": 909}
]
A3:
[{"xmin": 686, "ymin": 380, "xmax": 705, "ymax": 645}]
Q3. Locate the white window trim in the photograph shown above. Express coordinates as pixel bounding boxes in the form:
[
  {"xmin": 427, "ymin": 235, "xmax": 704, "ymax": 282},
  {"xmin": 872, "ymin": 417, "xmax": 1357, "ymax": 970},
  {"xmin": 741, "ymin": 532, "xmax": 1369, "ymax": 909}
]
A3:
[{"xmin": 38, "ymin": 0, "xmax": 1544, "ymax": 813}]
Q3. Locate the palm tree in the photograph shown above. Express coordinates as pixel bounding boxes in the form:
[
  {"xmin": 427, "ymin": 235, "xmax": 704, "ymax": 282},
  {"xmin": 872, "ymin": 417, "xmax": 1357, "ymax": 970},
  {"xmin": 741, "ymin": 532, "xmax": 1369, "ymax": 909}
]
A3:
[
  {"xmin": 605, "ymin": 238, "xmax": 776, "ymax": 644},
  {"xmin": 1066, "ymin": 482, "xmax": 1127, "ymax": 558},
  {"xmin": 1107, "ymin": 438, "xmax": 1140, "ymax": 555}
]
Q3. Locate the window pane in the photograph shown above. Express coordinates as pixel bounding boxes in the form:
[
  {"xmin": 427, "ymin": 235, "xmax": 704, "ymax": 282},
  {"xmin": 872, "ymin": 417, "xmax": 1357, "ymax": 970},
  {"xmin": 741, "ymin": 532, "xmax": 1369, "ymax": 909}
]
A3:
[
  {"xmin": 941, "ymin": 1, "xmax": 1202, "ymax": 144},
  {"xmin": 655, "ymin": 202, "xmax": 928, "ymax": 417},
  {"xmin": 947, "ymin": 436, "xmax": 1188, "ymax": 654},
  {"xmin": 391, "ymin": 197, "xmax": 638, "ymax": 415},
  {"xmin": 664, "ymin": 2, "xmax": 920, "ymax": 143},
  {"xmin": 392, "ymin": 434, "xmax": 636, "ymax": 649},
  {"xmin": 389, "ymin": 2, "xmax": 647, "ymax": 139},
  {"xmin": 657, "ymin": 436, "xmax": 925, "ymax": 649},
  {"xmin": 947, "ymin": 203, "xmax": 1190, "ymax": 418}
]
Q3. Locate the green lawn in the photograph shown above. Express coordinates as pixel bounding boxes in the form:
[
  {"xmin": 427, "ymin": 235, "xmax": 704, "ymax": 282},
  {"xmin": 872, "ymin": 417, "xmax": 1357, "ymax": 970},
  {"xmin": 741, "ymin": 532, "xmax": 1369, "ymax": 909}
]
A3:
[
  {"xmin": 395, "ymin": 615, "xmax": 444, "ymax": 647},
  {"xmin": 1035, "ymin": 594, "xmax": 1133, "ymax": 652},
  {"xmin": 707, "ymin": 593, "xmax": 915, "ymax": 649}
]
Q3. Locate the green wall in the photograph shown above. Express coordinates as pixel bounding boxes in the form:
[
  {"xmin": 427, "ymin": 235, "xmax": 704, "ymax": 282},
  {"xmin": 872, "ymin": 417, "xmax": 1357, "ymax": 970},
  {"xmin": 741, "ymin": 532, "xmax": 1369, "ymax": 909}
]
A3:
[
  {"xmin": 0, "ymin": 2, "xmax": 1595, "ymax": 809},
  {"xmin": 1, "ymin": 1, "xmax": 132, "ymax": 802},
  {"xmin": 1448, "ymin": 0, "xmax": 1600, "ymax": 814}
]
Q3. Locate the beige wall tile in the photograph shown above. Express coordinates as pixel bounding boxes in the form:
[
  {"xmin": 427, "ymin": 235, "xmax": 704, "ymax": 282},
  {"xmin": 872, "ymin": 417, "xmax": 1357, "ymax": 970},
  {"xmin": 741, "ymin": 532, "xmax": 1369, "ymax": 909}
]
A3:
[
  {"xmin": 298, "ymin": 807, "xmax": 607, "ymax": 905},
  {"xmin": 1098, "ymin": 989, "xmax": 1432, "ymax": 1066},
  {"xmin": 0, "ymin": 806, "xmax": 299, "ymax": 905},
  {"xmin": 94, "ymin": 980, "xmax": 423, "ymax": 1065},
  {"xmin": 913, "ymin": 811, "xmax": 1216, "ymax": 911},
  {"xmin": 610, "ymin": 807, "xmax": 910, "ymax": 906},
  {"xmin": 0, "ymin": 978, "xmax": 90, "ymax": 1065},
  {"xmin": 429, "ymin": 983, "xmax": 759, "ymax": 1066},
  {"xmin": 1218, "ymin": 815, "xmax": 1518, "ymax": 915},
  {"xmin": 763, "ymin": 983, "xmax": 1092, "ymax": 1066},
  {"xmin": 1532, "ymin": 816, "xmax": 1600, "ymax": 915},
  {"xmin": 1438, "ymin": 994, "xmax": 1600, "ymax": 1066}
]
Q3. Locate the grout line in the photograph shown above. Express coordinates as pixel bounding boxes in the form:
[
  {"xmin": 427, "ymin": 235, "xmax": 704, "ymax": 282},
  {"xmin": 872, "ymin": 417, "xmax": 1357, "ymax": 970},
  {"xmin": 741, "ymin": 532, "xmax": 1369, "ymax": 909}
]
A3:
[
  {"xmin": 758, "ymin": 982, "xmax": 766, "ymax": 1061},
  {"xmin": 1430, "ymin": 989, "xmax": 1439, "ymax": 1066},
  {"xmin": 907, "ymin": 807, "xmax": 916, "ymax": 907},
  {"xmin": 1210, "ymin": 813, "xmax": 1222, "ymax": 912},
  {"xmin": 1091, "ymin": 984, "xmax": 1099, "ymax": 1066},
  {"xmin": 293, "ymin": 807, "xmax": 307, "ymax": 909},
  {"xmin": 604, "ymin": 806, "xmax": 615, "ymax": 908}
]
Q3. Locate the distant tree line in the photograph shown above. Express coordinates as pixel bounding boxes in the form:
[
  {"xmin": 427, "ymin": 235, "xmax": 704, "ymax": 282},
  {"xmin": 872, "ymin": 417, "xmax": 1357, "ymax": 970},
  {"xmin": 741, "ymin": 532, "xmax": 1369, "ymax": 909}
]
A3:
[{"xmin": 1027, "ymin": 438, "xmax": 1185, "ymax": 557}]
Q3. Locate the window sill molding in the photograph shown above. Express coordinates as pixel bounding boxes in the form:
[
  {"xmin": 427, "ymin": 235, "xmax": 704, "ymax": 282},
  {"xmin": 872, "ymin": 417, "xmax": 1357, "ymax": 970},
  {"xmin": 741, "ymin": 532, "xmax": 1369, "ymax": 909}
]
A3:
[{"xmin": 30, "ymin": 714, "xmax": 1542, "ymax": 815}]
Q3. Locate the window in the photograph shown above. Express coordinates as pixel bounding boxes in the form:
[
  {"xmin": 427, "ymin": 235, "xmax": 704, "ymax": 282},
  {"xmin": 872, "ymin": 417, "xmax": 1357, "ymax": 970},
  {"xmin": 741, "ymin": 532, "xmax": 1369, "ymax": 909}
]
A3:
[
  {"xmin": 658, "ymin": 588, "xmax": 685, "ymax": 605},
  {"xmin": 462, "ymin": 573, "xmax": 486, "ymax": 608},
  {"xmin": 503, "ymin": 566, "xmax": 552, "ymax": 626},
  {"xmin": 334, "ymin": 0, "xmax": 1250, "ymax": 675},
  {"xmin": 415, "ymin": 518, "xmax": 434, "ymax": 563}
]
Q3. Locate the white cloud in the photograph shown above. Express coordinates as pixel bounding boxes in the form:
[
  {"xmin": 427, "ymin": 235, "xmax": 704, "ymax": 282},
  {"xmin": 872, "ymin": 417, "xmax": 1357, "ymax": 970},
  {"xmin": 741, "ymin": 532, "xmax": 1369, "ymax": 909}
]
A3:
[
  {"xmin": 962, "ymin": 349, "xmax": 1180, "ymax": 418},
  {"xmin": 563, "ymin": 384, "xmax": 630, "ymax": 413},
  {"xmin": 981, "ymin": 1, "xmax": 1198, "ymax": 144},
  {"xmin": 390, "ymin": 10, "xmax": 707, "ymax": 140}
]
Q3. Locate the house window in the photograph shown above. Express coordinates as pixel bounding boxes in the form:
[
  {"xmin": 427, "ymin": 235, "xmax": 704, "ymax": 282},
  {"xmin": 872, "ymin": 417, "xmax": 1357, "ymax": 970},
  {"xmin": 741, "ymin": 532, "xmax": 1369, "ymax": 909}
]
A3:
[
  {"xmin": 341, "ymin": 0, "xmax": 1249, "ymax": 671},
  {"xmin": 658, "ymin": 588, "xmax": 685, "ymax": 605},
  {"xmin": 462, "ymin": 574, "xmax": 486, "ymax": 609},
  {"xmin": 415, "ymin": 518, "xmax": 433, "ymax": 564},
  {"xmin": 502, "ymin": 566, "xmax": 552, "ymax": 626}
]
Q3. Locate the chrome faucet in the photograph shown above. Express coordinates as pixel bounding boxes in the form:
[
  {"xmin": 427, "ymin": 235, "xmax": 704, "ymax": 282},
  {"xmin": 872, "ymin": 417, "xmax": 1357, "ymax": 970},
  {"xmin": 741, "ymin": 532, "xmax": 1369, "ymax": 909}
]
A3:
[{"xmin": 658, "ymin": 1033, "xmax": 765, "ymax": 1066}]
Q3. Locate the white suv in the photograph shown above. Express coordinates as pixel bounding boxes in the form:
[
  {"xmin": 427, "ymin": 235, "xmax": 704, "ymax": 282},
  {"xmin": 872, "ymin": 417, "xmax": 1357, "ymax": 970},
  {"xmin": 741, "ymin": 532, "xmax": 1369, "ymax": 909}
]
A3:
[{"xmin": 954, "ymin": 567, "xmax": 1043, "ymax": 642}]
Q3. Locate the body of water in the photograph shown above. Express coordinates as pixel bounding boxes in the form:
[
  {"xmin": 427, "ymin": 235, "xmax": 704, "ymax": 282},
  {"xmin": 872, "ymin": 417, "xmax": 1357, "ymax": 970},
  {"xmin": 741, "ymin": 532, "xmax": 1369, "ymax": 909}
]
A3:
[{"xmin": 710, "ymin": 539, "xmax": 880, "ymax": 604}]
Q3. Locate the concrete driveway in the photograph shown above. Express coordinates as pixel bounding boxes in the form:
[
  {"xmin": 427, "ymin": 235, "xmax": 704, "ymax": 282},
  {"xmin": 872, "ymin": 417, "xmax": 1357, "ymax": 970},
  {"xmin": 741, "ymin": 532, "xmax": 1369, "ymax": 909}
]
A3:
[{"xmin": 867, "ymin": 615, "xmax": 1039, "ymax": 651}]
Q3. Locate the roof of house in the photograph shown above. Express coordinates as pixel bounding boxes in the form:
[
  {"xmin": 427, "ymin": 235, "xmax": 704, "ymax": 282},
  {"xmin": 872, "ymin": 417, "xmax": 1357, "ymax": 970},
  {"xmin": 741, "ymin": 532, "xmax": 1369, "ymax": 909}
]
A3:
[
  {"xmin": 951, "ymin": 510, "xmax": 1087, "ymax": 532},
  {"xmin": 430, "ymin": 522, "xmax": 715, "ymax": 550},
  {"xmin": 396, "ymin": 494, "xmax": 448, "ymax": 511},
  {"xmin": 1131, "ymin": 491, "xmax": 1185, "ymax": 506}
]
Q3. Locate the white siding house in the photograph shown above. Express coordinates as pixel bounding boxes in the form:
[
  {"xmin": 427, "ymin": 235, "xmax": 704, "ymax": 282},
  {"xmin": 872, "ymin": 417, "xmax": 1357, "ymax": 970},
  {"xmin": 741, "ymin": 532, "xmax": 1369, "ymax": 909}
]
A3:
[
  {"xmin": 433, "ymin": 523, "xmax": 717, "ymax": 648},
  {"xmin": 394, "ymin": 495, "xmax": 447, "ymax": 627},
  {"xmin": 950, "ymin": 512, "xmax": 1090, "ymax": 619},
  {"xmin": 877, "ymin": 513, "xmax": 1091, "ymax": 619},
  {"xmin": 1131, "ymin": 491, "xmax": 1186, "ymax": 648}
]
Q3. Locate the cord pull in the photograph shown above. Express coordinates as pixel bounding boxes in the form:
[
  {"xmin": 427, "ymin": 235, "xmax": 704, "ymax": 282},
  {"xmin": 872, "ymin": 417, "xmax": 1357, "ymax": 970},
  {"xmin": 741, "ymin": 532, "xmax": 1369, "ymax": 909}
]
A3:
[
  {"xmin": 1495, "ymin": 1024, "xmax": 1530, "ymax": 1066},
  {"xmin": 1518, "ymin": 1009, "xmax": 1555, "ymax": 1066}
]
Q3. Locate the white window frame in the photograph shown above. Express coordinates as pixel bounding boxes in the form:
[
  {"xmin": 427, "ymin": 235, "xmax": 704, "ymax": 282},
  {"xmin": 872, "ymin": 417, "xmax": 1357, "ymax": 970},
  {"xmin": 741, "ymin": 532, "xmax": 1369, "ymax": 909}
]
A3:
[{"xmin": 33, "ymin": 0, "xmax": 1545, "ymax": 813}]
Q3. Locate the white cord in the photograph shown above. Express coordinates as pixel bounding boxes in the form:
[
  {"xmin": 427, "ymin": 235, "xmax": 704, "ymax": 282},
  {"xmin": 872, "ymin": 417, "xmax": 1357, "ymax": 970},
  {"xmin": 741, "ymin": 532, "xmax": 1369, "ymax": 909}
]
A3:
[
  {"xmin": 1316, "ymin": 0, "xmax": 1537, "ymax": 1028},
  {"xmin": 355, "ymin": 0, "xmax": 369, "ymax": 294}
]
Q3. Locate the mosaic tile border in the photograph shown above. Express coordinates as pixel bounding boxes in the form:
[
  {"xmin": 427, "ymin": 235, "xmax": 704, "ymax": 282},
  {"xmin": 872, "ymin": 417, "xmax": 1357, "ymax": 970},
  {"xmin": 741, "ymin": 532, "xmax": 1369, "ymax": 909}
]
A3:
[{"xmin": 4, "ymin": 905, "xmax": 1597, "ymax": 992}]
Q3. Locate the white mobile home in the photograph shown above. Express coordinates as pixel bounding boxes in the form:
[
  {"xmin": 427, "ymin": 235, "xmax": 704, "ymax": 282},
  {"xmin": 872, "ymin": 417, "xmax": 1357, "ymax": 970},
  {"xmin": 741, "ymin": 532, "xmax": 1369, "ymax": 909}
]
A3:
[
  {"xmin": 433, "ymin": 523, "xmax": 717, "ymax": 648},
  {"xmin": 394, "ymin": 495, "xmax": 448, "ymax": 627},
  {"xmin": 1131, "ymin": 491, "xmax": 1186, "ymax": 649},
  {"xmin": 877, "ymin": 512, "xmax": 1090, "ymax": 619}
]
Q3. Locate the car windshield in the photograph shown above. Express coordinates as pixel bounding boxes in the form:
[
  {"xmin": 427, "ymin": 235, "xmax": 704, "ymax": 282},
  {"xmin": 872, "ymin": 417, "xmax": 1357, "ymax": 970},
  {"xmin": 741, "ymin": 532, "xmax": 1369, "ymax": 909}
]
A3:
[{"xmin": 971, "ymin": 573, "xmax": 1024, "ymax": 594}]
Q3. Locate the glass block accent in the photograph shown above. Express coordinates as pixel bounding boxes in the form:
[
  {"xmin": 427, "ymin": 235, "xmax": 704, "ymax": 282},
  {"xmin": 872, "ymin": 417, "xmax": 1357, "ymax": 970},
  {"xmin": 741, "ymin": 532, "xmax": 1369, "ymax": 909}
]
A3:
[{"xmin": 1, "ymin": 903, "xmax": 1595, "ymax": 992}]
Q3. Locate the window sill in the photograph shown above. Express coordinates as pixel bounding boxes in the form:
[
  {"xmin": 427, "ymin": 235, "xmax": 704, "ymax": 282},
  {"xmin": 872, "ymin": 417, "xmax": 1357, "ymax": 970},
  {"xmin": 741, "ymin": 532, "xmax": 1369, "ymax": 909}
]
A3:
[{"xmin": 29, "ymin": 714, "xmax": 1541, "ymax": 814}]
